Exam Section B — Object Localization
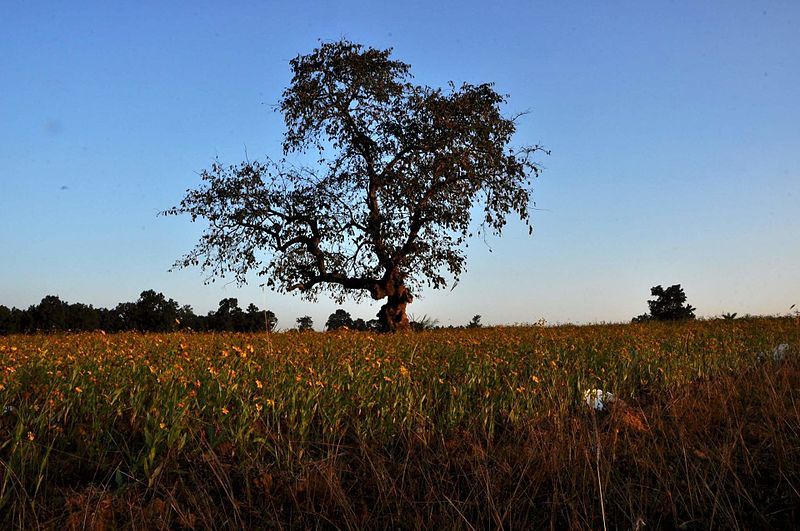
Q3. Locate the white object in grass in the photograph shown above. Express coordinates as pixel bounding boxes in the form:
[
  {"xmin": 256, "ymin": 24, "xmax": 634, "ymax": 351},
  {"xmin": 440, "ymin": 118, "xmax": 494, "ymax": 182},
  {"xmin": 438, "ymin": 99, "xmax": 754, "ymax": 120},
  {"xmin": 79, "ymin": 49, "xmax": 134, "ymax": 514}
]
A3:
[
  {"xmin": 584, "ymin": 389, "xmax": 615, "ymax": 411},
  {"xmin": 773, "ymin": 343, "xmax": 789, "ymax": 361},
  {"xmin": 757, "ymin": 343, "xmax": 791, "ymax": 362}
]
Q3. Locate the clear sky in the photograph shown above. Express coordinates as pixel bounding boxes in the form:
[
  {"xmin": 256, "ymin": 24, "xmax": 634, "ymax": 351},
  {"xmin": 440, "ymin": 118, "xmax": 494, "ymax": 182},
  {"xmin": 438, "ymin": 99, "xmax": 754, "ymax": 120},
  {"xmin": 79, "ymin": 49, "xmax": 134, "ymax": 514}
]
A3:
[{"xmin": 1, "ymin": 1, "xmax": 798, "ymax": 328}]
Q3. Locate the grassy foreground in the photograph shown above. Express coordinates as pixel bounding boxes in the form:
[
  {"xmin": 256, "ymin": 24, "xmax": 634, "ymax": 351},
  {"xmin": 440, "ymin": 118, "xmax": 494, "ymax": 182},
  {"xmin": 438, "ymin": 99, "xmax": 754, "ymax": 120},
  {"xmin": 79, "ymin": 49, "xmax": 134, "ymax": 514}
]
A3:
[{"xmin": 1, "ymin": 318, "xmax": 799, "ymax": 529}]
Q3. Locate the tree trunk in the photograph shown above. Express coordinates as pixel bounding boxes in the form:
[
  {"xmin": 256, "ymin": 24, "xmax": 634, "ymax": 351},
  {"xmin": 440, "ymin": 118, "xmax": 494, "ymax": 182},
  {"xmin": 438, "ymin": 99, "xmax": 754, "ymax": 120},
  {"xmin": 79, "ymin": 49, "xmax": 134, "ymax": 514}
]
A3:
[{"xmin": 377, "ymin": 283, "xmax": 412, "ymax": 332}]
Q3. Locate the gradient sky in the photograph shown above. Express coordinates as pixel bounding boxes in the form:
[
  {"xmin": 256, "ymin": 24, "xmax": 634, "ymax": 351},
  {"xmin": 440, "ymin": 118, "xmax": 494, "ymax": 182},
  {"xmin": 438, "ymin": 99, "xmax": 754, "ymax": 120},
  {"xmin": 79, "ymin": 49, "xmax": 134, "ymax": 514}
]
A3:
[{"xmin": 2, "ymin": 1, "xmax": 798, "ymax": 328}]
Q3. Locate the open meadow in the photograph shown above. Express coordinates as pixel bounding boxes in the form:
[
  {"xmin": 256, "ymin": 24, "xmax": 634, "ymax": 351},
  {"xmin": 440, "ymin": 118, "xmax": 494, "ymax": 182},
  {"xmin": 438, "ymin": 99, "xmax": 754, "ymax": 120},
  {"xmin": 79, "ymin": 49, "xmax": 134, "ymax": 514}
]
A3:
[
  {"xmin": 4, "ymin": 1, "xmax": 800, "ymax": 529},
  {"xmin": 1, "ymin": 317, "xmax": 799, "ymax": 529}
]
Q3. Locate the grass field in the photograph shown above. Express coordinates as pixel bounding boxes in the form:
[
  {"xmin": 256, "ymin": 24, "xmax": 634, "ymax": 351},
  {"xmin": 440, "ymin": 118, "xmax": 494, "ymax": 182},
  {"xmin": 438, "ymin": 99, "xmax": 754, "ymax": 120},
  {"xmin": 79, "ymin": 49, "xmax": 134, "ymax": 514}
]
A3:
[{"xmin": 1, "ymin": 317, "xmax": 799, "ymax": 529}]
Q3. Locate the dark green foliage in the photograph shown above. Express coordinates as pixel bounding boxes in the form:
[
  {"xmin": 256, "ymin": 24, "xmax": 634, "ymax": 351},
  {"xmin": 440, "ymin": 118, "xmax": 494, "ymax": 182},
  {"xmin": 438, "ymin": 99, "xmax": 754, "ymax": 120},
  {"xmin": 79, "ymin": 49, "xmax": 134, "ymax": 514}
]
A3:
[
  {"xmin": 0, "ymin": 293, "xmax": 278, "ymax": 334},
  {"xmin": 30, "ymin": 295, "xmax": 69, "ymax": 330},
  {"xmin": 165, "ymin": 39, "xmax": 546, "ymax": 331},
  {"xmin": 468, "ymin": 314, "xmax": 483, "ymax": 328},
  {"xmin": 176, "ymin": 304, "xmax": 198, "ymax": 329},
  {"xmin": 65, "ymin": 302, "xmax": 101, "ymax": 331},
  {"xmin": 208, "ymin": 297, "xmax": 244, "ymax": 332},
  {"xmin": 248, "ymin": 303, "xmax": 278, "ymax": 332},
  {"xmin": 296, "ymin": 315, "xmax": 314, "ymax": 331},
  {"xmin": 353, "ymin": 318, "xmax": 381, "ymax": 331},
  {"xmin": 634, "ymin": 284, "xmax": 696, "ymax": 322},
  {"xmin": 409, "ymin": 314, "xmax": 440, "ymax": 331},
  {"xmin": 132, "ymin": 290, "xmax": 180, "ymax": 332},
  {"xmin": 0, "ymin": 305, "xmax": 13, "ymax": 334},
  {"xmin": 326, "ymin": 309, "xmax": 355, "ymax": 331}
]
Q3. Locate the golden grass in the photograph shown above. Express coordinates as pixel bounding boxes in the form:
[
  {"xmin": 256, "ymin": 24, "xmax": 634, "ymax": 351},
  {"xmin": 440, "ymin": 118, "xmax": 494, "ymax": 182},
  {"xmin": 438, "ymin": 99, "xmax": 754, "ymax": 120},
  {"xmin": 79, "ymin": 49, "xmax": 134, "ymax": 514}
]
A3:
[{"xmin": 1, "ymin": 317, "xmax": 798, "ymax": 528}]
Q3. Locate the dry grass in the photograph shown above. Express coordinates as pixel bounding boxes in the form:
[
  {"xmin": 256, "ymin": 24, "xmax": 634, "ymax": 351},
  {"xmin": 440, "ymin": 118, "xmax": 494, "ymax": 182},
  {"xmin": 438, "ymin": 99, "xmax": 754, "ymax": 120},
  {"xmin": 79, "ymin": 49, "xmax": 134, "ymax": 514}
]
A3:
[{"xmin": 1, "ymin": 317, "xmax": 798, "ymax": 528}]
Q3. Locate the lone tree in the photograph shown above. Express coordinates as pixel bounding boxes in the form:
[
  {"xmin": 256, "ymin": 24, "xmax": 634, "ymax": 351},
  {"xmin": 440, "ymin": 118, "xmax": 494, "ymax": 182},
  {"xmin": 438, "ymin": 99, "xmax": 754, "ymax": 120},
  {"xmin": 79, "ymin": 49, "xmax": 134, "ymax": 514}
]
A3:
[
  {"xmin": 467, "ymin": 314, "xmax": 483, "ymax": 328},
  {"xmin": 166, "ymin": 40, "xmax": 545, "ymax": 331},
  {"xmin": 633, "ymin": 284, "xmax": 696, "ymax": 322},
  {"xmin": 326, "ymin": 309, "xmax": 355, "ymax": 331},
  {"xmin": 296, "ymin": 316, "xmax": 314, "ymax": 332}
]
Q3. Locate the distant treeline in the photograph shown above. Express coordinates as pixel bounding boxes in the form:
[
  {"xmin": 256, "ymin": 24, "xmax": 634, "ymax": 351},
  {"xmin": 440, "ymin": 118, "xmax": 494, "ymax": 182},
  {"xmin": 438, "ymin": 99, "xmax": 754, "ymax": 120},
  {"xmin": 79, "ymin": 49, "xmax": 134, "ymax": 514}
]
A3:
[
  {"xmin": 0, "ymin": 290, "xmax": 277, "ymax": 334},
  {"xmin": 0, "ymin": 292, "xmax": 492, "ymax": 335}
]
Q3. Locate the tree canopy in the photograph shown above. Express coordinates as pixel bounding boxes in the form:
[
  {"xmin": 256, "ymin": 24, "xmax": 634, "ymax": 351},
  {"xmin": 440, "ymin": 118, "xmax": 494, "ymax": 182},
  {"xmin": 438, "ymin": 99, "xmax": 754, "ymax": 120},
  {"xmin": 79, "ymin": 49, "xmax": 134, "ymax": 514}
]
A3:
[
  {"xmin": 326, "ymin": 309, "xmax": 355, "ymax": 331},
  {"xmin": 296, "ymin": 316, "xmax": 314, "ymax": 332},
  {"xmin": 166, "ymin": 40, "xmax": 546, "ymax": 331},
  {"xmin": 633, "ymin": 284, "xmax": 696, "ymax": 322}
]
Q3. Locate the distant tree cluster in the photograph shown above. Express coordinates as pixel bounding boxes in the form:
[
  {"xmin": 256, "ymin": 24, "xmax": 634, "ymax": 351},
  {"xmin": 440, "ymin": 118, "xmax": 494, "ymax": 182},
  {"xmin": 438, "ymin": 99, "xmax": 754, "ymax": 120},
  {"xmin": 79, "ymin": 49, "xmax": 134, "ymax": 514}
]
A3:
[
  {"xmin": 325, "ymin": 309, "xmax": 381, "ymax": 332},
  {"xmin": 0, "ymin": 292, "xmax": 495, "ymax": 335},
  {"xmin": 321, "ymin": 308, "xmax": 490, "ymax": 332},
  {"xmin": 633, "ymin": 284, "xmax": 696, "ymax": 323},
  {"xmin": 0, "ymin": 291, "xmax": 278, "ymax": 335}
]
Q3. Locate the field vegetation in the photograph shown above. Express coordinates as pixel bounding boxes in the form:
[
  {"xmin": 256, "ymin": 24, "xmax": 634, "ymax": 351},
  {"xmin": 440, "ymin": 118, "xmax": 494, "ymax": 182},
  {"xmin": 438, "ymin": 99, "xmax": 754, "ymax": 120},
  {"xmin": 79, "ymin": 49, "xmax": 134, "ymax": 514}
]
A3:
[{"xmin": 1, "ymin": 317, "xmax": 798, "ymax": 528}]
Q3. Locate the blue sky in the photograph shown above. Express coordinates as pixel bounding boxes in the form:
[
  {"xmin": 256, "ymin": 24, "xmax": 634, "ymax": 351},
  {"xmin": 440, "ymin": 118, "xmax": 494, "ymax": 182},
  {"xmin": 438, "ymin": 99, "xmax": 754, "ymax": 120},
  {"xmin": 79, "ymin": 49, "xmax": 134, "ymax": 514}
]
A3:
[{"xmin": 1, "ymin": 1, "xmax": 798, "ymax": 328}]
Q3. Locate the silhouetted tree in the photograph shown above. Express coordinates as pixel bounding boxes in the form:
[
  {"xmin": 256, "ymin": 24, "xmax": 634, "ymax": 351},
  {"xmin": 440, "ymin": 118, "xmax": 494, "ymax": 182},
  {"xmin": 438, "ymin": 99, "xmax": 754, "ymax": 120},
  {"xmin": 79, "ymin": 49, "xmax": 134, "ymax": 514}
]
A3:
[
  {"xmin": 0, "ymin": 305, "xmax": 13, "ymax": 334},
  {"xmin": 176, "ymin": 305, "xmax": 200, "ymax": 330},
  {"xmin": 244, "ymin": 303, "xmax": 277, "ymax": 332},
  {"xmin": 633, "ymin": 284, "xmax": 696, "ymax": 322},
  {"xmin": 326, "ymin": 309, "xmax": 355, "ymax": 331},
  {"xmin": 0, "ymin": 294, "xmax": 280, "ymax": 334},
  {"xmin": 468, "ymin": 315, "xmax": 483, "ymax": 328},
  {"xmin": 66, "ymin": 302, "xmax": 101, "ymax": 331},
  {"xmin": 296, "ymin": 316, "xmax": 314, "ymax": 331},
  {"xmin": 166, "ymin": 40, "xmax": 546, "ymax": 332},
  {"xmin": 351, "ymin": 318, "xmax": 380, "ymax": 331},
  {"xmin": 207, "ymin": 298, "xmax": 244, "ymax": 331},
  {"xmin": 107, "ymin": 302, "xmax": 134, "ymax": 331},
  {"xmin": 133, "ymin": 290, "xmax": 180, "ymax": 332},
  {"xmin": 265, "ymin": 310, "xmax": 278, "ymax": 332},
  {"xmin": 409, "ymin": 314, "xmax": 439, "ymax": 331},
  {"xmin": 31, "ymin": 295, "xmax": 69, "ymax": 331}
]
